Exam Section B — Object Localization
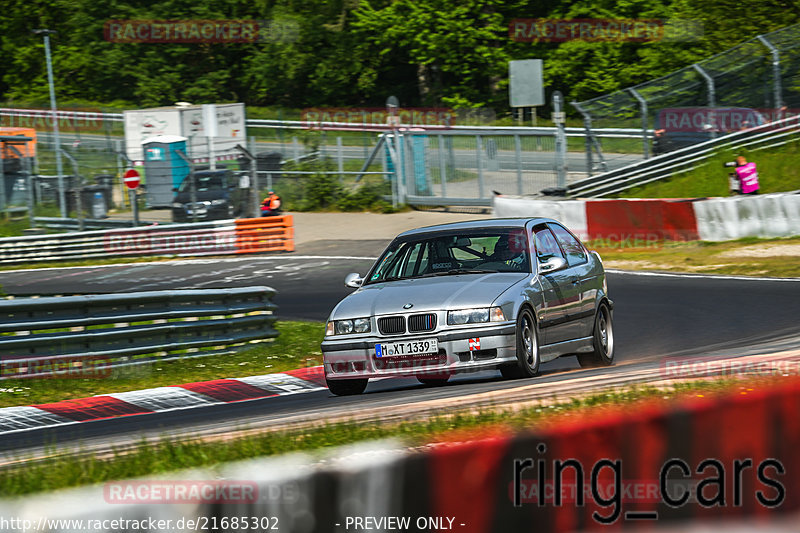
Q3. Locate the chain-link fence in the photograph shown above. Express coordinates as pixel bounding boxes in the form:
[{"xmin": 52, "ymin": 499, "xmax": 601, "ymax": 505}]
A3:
[{"xmin": 572, "ymin": 23, "xmax": 800, "ymax": 174}]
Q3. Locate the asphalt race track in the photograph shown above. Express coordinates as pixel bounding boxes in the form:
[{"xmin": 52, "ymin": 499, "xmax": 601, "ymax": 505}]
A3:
[{"xmin": 1, "ymin": 252, "xmax": 799, "ymax": 455}]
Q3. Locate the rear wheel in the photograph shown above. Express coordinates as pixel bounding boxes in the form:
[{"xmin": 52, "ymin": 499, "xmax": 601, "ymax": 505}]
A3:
[
  {"xmin": 500, "ymin": 308, "xmax": 540, "ymax": 379},
  {"xmin": 326, "ymin": 378, "xmax": 368, "ymax": 396},
  {"xmin": 577, "ymin": 303, "xmax": 614, "ymax": 368}
]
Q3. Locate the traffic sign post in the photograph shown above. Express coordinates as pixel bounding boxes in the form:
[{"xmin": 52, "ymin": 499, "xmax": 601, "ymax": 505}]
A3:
[{"xmin": 123, "ymin": 168, "xmax": 141, "ymax": 227}]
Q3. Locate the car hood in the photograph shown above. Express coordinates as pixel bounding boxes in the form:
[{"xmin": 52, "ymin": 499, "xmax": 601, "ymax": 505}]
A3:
[{"xmin": 330, "ymin": 273, "xmax": 528, "ymax": 318}]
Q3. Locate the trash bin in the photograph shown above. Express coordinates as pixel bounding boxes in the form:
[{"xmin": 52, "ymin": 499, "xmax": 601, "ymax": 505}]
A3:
[
  {"xmin": 93, "ymin": 174, "xmax": 115, "ymax": 208},
  {"xmin": 79, "ymin": 184, "xmax": 109, "ymax": 219}
]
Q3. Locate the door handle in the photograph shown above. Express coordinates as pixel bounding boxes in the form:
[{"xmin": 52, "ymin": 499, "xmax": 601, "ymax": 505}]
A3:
[{"xmin": 571, "ymin": 278, "xmax": 580, "ymax": 285}]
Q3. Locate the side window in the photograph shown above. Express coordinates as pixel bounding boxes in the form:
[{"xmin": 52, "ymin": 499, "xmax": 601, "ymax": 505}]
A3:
[
  {"xmin": 533, "ymin": 226, "xmax": 564, "ymax": 262},
  {"xmin": 549, "ymin": 224, "xmax": 587, "ymax": 267}
]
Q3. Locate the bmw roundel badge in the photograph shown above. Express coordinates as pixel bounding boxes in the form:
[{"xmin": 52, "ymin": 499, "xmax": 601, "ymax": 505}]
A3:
[{"xmin": 403, "ymin": 303, "xmax": 413, "ymax": 309}]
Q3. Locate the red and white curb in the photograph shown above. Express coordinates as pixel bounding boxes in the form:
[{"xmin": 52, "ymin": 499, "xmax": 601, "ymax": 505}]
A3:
[{"xmin": 0, "ymin": 367, "xmax": 326, "ymax": 435}]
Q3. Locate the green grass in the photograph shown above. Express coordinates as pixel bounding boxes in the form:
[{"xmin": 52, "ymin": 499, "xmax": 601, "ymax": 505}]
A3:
[
  {"xmin": 0, "ymin": 378, "xmax": 773, "ymax": 497},
  {"xmin": 0, "ymin": 320, "xmax": 325, "ymax": 408},
  {"xmin": 624, "ymin": 145, "xmax": 800, "ymax": 198},
  {"xmin": 593, "ymin": 235, "xmax": 800, "ymax": 278}
]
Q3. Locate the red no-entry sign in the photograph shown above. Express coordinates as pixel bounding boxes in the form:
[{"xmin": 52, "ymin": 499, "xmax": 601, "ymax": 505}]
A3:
[{"xmin": 123, "ymin": 168, "xmax": 141, "ymax": 189}]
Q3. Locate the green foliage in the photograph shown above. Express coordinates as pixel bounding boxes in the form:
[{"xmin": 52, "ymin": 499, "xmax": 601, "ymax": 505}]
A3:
[{"xmin": 2, "ymin": 0, "xmax": 798, "ymax": 113}]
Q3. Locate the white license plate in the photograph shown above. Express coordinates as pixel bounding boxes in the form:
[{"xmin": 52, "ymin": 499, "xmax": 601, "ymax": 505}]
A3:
[
  {"xmin": 187, "ymin": 209, "xmax": 207, "ymax": 215},
  {"xmin": 375, "ymin": 338, "xmax": 438, "ymax": 358}
]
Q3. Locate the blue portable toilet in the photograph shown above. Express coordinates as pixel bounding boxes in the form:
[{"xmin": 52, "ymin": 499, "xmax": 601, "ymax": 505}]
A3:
[{"xmin": 142, "ymin": 135, "xmax": 190, "ymax": 207}]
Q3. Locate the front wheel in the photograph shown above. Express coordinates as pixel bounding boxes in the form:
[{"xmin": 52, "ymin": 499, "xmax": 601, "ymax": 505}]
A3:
[
  {"xmin": 326, "ymin": 377, "xmax": 368, "ymax": 396},
  {"xmin": 500, "ymin": 308, "xmax": 540, "ymax": 379},
  {"xmin": 577, "ymin": 303, "xmax": 614, "ymax": 368}
]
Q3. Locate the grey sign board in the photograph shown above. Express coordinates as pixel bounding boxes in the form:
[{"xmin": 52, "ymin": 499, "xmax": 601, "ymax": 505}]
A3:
[{"xmin": 509, "ymin": 59, "xmax": 544, "ymax": 107}]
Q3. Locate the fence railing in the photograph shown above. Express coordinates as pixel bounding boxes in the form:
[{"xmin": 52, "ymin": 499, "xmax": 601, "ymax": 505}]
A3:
[
  {"xmin": 567, "ymin": 115, "xmax": 800, "ymax": 197},
  {"xmin": 0, "ymin": 216, "xmax": 294, "ymax": 264},
  {"xmin": 0, "ymin": 286, "xmax": 277, "ymax": 380},
  {"xmin": 572, "ymin": 23, "xmax": 800, "ymax": 171}
]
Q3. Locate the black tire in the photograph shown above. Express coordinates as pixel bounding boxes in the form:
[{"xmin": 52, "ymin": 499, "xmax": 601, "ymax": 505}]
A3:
[
  {"xmin": 500, "ymin": 308, "xmax": 540, "ymax": 379},
  {"xmin": 577, "ymin": 303, "xmax": 615, "ymax": 368},
  {"xmin": 326, "ymin": 377, "xmax": 368, "ymax": 396},
  {"xmin": 417, "ymin": 375, "xmax": 450, "ymax": 386}
]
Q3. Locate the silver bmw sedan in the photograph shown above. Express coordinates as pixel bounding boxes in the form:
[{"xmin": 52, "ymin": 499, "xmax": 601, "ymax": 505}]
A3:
[{"xmin": 321, "ymin": 217, "xmax": 614, "ymax": 396}]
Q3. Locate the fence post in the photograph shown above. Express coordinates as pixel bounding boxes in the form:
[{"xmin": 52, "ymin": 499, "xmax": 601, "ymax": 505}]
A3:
[
  {"xmin": 628, "ymin": 88, "xmax": 650, "ymax": 159},
  {"xmin": 336, "ymin": 136, "xmax": 344, "ymax": 182},
  {"xmin": 572, "ymin": 102, "xmax": 594, "ymax": 177},
  {"xmin": 514, "ymin": 134, "xmax": 523, "ymax": 195},
  {"xmin": 553, "ymin": 91, "xmax": 567, "ymax": 190},
  {"xmin": 61, "ymin": 150, "xmax": 83, "ymax": 231},
  {"xmin": 757, "ymin": 35, "xmax": 784, "ymax": 110},
  {"xmin": 174, "ymin": 149, "xmax": 198, "ymax": 223},
  {"xmin": 692, "ymin": 64, "xmax": 717, "ymax": 138},
  {"xmin": 475, "ymin": 135, "xmax": 486, "ymax": 199},
  {"xmin": 233, "ymin": 144, "xmax": 259, "ymax": 218},
  {"xmin": 438, "ymin": 135, "xmax": 448, "ymax": 199}
]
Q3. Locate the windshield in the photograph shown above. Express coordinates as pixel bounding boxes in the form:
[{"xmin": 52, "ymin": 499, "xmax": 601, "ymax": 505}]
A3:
[
  {"xmin": 178, "ymin": 173, "xmax": 227, "ymax": 193},
  {"xmin": 365, "ymin": 229, "xmax": 530, "ymax": 284}
]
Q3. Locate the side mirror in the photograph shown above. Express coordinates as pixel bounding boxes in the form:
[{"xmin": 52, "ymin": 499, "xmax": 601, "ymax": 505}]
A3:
[
  {"xmin": 539, "ymin": 256, "xmax": 567, "ymax": 274},
  {"xmin": 344, "ymin": 272, "xmax": 364, "ymax": 288}
]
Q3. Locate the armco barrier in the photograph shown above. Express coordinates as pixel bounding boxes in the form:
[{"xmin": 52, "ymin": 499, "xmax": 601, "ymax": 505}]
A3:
[
  {"xmin": 693, "ymin": 193, "xmax": 800, "ymax": 241},
  {"xmin": 0, "ymin": 286, "xmax": 277, "ymax": 379},
  {"xmin": 494, "ymin": 192, "xmax": 800, "ymax": 242},
  {"xmin": 584, "ymin": 198, "xmax": 699, "ymax": 241},
  {"xmin": 0, "ymin": 216, "xmax": 294, "ymax": 264},
  {"xmin": 2, "ymin": 379, "xmax": 798, "ymax": 531}
]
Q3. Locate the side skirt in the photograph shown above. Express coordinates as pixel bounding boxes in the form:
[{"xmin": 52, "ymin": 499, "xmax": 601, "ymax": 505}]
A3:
[{"xmin": 540, "ymin": 336, "xmax": 594, "ymax": 363}]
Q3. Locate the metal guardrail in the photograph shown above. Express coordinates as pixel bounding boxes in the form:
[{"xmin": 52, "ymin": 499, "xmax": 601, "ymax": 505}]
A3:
[
  {"xmin": 33, "ymin": 216, "xmax": 158, "ymax": 230},
  {"xmin": 0, "ymin": 216, "xmax": 294, "ymax": 264},
  {"xmin": 567, "ymin": 115, "xmax": 800, "ymax": 197},
  {"xmin": 0, "ymin": 286, "xmax": 277, "ymax": 379}
]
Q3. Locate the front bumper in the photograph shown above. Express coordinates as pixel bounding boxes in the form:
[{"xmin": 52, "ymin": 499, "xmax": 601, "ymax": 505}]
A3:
[{"xmin": 321, "ymin": 323, "xmax": 517, "ymax": 380}]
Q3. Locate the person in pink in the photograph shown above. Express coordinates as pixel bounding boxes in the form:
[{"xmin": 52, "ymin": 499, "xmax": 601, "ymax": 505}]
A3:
[{"xmin": 734, "ymin": 156, "xmax": 760, "ymax": 195}]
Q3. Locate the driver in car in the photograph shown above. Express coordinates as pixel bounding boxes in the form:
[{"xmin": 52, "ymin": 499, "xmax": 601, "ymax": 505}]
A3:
[{"xmin": 489, "ymin": 234, "xmax": 527, "ymax": 270}]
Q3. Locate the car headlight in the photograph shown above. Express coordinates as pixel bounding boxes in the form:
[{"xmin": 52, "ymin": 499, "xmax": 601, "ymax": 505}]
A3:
[
  {"xmin": 172, "ymin": 202, "xmax": 183, "ymax": 209},
  {"xmin": 354, "ymin": 318, "xmax": 371, "ymax": 333},
  {"xmin": 210, "ymin": 199, "xmax": 227, "ymax": 206},
  {"xmin": 326, "ymin": 317, "xmax": 371, "ymax": 336},
  {"xmin": 447, "ymin": 306, "xmax": 505, "ymax": 325}
]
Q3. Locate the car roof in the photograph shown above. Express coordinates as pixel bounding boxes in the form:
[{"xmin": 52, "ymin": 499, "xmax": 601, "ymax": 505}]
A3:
[{"xmin": 396, "ymin": 217, "xmax": 554, "ymax": 239}]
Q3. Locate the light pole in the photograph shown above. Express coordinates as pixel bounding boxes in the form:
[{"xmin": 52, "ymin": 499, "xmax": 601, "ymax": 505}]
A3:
[{"xmin": 32, "ymin": 29, "xmax": 66, "ymax": 217}]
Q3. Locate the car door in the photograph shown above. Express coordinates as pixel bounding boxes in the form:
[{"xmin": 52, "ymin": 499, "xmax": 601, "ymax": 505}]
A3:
[
  {"xmin": 531, "ymin": 224, "xmax": 582, "ymax": 345},
  {"xmin": 547, "ymin": 222, "xmax": 594, "ymax": 338}
]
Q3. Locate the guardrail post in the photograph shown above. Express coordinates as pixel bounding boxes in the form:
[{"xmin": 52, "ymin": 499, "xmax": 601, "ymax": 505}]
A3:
[{"xmin": 628, "ymin": 88, "xmax": 650, "ymax": 159}]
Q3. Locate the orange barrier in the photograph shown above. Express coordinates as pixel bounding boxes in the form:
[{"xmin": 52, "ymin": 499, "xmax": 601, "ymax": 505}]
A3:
[{"xmin": 234, "ymin": 215, "xmax": 294, "ymax": 253}]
